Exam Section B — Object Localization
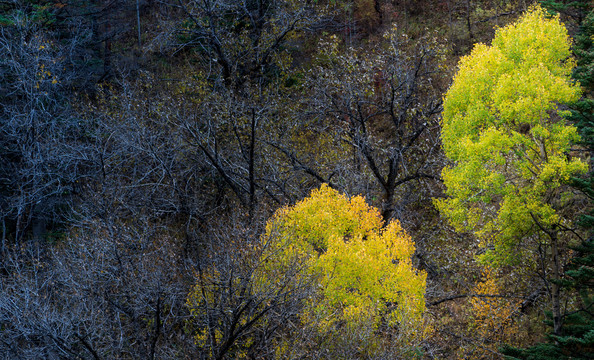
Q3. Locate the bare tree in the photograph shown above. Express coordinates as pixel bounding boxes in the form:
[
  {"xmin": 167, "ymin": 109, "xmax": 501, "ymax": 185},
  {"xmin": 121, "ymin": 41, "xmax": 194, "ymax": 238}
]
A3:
[
  {"xmin": 0, "ymin": 6, "xmax": 101, "ymax": 244},
  {"xmin": 0, "ymin": 218, "xmax": 196, "ymax": 359},
  {"xmin": 162, "ymin": 0, "xmax": 323, "ymax": 216},
  {"xmin": 186, "ymin": 214, "xmax": 315, "ymax": 360},
  {"xmin": 300, "ymin": 28, "xmax": 446, "ymax": 222}
]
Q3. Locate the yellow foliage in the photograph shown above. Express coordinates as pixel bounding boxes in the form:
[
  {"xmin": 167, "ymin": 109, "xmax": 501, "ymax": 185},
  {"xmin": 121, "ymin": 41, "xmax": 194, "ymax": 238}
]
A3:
[
  {"xmin": 467, "ymin": 268, "xmax": 522, "ymax": 358},
  {"xmin": 436, "ymin": 5, "xmax": 587, "ymax": 266},
  {"xmin": 186, "ymin": 190, "xmax": 427, "ymax": 358},
  {"xmin": 262, "ymin": 184, "xmax": 428, "ymax": 355}
]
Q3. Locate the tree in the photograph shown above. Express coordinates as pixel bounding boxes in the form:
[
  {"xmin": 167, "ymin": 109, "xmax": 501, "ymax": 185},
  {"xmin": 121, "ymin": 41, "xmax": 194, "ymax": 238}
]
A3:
[
  {"xmin": 569, "ymin": 7, "xmax": 594, "ymax": 162},
  {"xmin": 164, "ymin": 0, "xmax": 322, "ymax": 216},
  {"xmin": 0, "ymin": 218, "xmax": 195, "ymax": 359},
  {"xmin": 501, "ymin": 6, "xmax": 594, "ymax": 359},
  {"xmin": 186, "ymin": 185, "xmax": 428, "ymax": 359},
  {"xmin": 185, "ymin": 214, "xmax": 312, "ymax": 360},
  {"xmin": 435, "ymin": 6, "xmax": 587, "ymax": 336},
  {"xmin": 0, "ymin": 2, "xmax": 101, "ymax": 244},
  {"xmin": 301, "ymin": 25, "xmax": 446, "ymax": 222},
  {"xmin": 261, "ymin": 184, "xmax": 428, "ymax": 358},
  {"xmin": 501, "ymin": 242, "xmax": 594, "ymax": 359}
]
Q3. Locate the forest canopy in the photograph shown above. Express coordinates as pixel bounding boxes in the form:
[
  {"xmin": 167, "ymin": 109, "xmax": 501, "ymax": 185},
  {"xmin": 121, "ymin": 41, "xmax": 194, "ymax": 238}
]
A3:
[{"xmin": 1, "ymin": 1, "xmax": 592, "ymax": 359}]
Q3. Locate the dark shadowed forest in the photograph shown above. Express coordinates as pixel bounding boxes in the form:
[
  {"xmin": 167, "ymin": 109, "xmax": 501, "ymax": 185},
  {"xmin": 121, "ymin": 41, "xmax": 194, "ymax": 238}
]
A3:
[{"xmin": 1, "ymin": 0, "xmax": 594, "ymax": 359}]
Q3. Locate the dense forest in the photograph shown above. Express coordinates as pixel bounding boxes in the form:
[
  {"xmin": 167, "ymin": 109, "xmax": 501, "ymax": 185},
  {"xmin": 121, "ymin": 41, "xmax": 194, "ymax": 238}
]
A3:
[{"xmin": 1, "ymin": 0, "xmax": 593, "ymax": 359}]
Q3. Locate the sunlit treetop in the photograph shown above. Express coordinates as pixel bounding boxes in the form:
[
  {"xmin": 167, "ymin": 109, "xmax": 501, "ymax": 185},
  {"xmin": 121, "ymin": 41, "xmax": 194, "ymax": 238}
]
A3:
[
  {"xmin": 442, "ymin": 6, "xmax": 579, "ymax": 158},
  {"xmin": 261, "ymin": 184, "xmax": 428, "ymax": 353},
  {"xmin": 436, "ymin": 6, "xmax": 587, "ymax": 265}
]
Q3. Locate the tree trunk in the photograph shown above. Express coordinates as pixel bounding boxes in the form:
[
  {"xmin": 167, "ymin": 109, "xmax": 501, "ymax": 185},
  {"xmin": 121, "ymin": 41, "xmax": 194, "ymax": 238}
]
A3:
[
  {"xmin": 248, "ymin": 108, "xmax": 257, "ymax": 219},
  {"xmin": 466, "ymin": 0, "xmax": 474, "ymax": 42},
  {"xmin": 136, "ymin": 0, "xmax": 142, "ymax": 48},
  {"xmin": 551, "ymin": 230, "xmax": 563, "ymax": 335}
]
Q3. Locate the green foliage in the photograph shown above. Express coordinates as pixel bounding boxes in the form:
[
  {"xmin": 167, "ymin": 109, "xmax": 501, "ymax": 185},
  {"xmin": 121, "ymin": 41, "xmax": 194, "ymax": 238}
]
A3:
[
  {"xmin": 540, "ymin": 0, "xmax": 590, "ymax": 18},
  {"xmin": 0, "ymin": 14, "xmax": 13, "ymax": 26},
  {"xmin": 502, "ymin": 6, "xmax": 594, "ymax": 359},
  {"xmin": 569, "ymin": 7, "xmax": 594, "ymax": 229},
  {"xmin": 262, "ymin": 184, "xmax": 428, "ymax": 356},
  {"xmin": 436, "ymin": 6, "xmax": 586, "ymax": 265},
  {"xmin": 0, "ymin": 2, "xmax": 58, "ymax": 26},
  {"xmin": 501, "ymin": 240, "xmax": 594, "ymax": 359},
  {"xmin": 570, "ymin": 10, "xmax": 594, "ymax": 162}
]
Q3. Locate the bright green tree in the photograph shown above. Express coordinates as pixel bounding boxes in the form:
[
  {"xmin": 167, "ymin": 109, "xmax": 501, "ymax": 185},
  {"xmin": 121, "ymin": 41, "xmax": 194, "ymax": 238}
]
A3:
[
  {"xmin": 435, "ymin": 6, "xmax": 587, "ymax": 335},
  {"xmin": 262, "ymin": 184, "xmax": 428, "ymax": 357},
  {"xmin": 502, "ymin": 5, "xmax": 594, "ymax": 358}
]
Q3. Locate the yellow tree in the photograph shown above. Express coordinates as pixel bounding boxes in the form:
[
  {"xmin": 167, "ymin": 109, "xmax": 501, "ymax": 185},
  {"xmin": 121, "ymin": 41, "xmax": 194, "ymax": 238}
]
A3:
[
  {"xmin": 435, "ymin": 6, "xmax": 587, "ymax": 335},
  {"xmin": 262, "ymin": 184, "xmax": 427, "ymax": 357},
  {"xmin": 187, "ymin": 185, "xmax": 427, "ymax": 358}
]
